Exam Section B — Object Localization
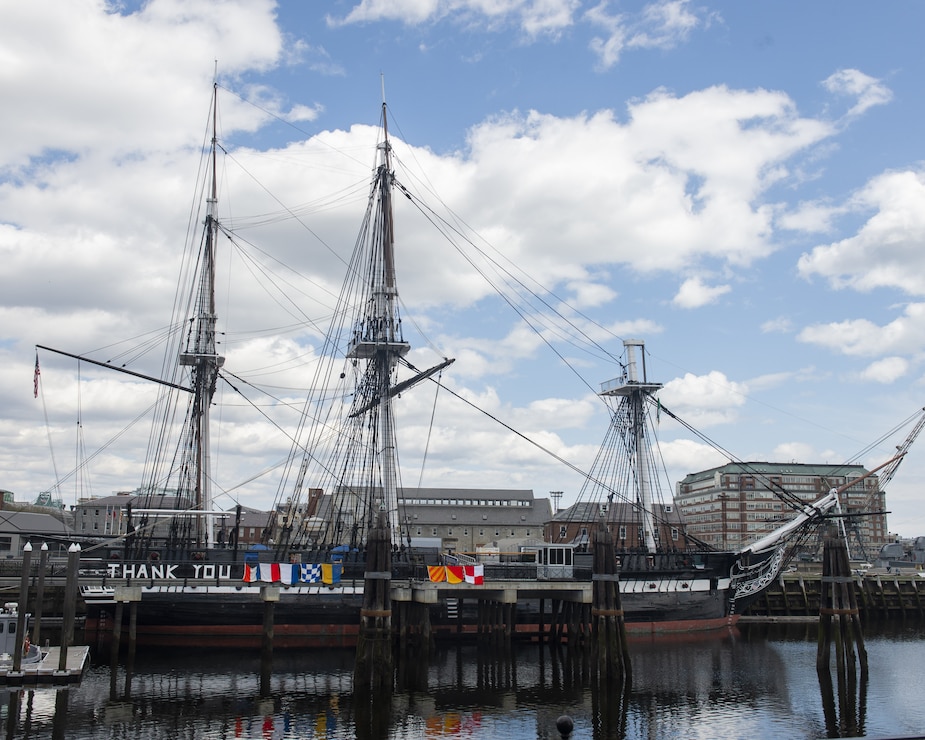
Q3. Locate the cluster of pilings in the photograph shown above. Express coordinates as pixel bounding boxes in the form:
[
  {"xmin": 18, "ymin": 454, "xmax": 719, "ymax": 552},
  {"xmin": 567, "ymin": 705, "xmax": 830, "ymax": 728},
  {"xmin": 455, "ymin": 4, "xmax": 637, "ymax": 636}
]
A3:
[
  {"xmin": 817, "ymin": 528, "xmax": 868, "ymax": 737},
  {"xmin": 354, "ymin": 519, "xmax": 632, "ymax": 712},
  {"xmin": 545, "ymin": 600, "xmax": 592, "ymax": 646},
  {"xmin": 590, "ymin": 523, "xmax": 632, "ymax": 683},
  {"xmin": 8, "ymin": 542, "xmax": 83, "ymax": 679},
  {"xmin": 353, "ymin": 511, "xmax": 394, "ymax": 693}
]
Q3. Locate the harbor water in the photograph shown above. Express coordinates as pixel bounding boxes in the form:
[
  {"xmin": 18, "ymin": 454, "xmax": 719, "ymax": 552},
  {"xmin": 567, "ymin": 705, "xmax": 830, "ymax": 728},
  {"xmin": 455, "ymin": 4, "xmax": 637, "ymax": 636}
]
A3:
[{"xmin": 4, "ymin": 622, "xmax": 924, "ymax": 739}]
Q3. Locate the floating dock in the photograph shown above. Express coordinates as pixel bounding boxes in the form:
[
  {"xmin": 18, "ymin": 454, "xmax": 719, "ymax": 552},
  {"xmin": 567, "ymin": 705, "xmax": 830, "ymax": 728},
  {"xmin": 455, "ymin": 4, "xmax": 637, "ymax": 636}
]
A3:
[{"xmin": 0, "ymin": 646, "xmax": 90, "ymax": 687}]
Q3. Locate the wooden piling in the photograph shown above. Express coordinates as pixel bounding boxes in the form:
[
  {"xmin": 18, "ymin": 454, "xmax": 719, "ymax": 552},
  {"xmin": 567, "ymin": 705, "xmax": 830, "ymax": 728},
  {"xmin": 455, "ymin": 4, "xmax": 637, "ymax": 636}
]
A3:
[
  {"xmin": 817, "ymin": 527, "xmax": 867, "ymax": 734},
  {"xmin": 125, "ymin": 601, "xmax": 137, "ymax": 698},
  {"xmin": 109, "ymin": 600, "xmax": 124, "ymax": 700},
  {"xmin": 538, "ymin": 598, "xmax": 546, "ymax": 644},
  {"xmin": 590, "ymin": 523, "xmax": 631, "ymax": 682},
  {"xmin": 32, "ymin": 543, "xmax": 49, "ymax": 651},
  {"xmin": 354, "ymin": 510, "xmax": 393, "ymax": 692},
  {"xmin": 12, "ymin": 542, "xmax": 32, "ymax": 674},
  {"xmin": 58, "ymin": 544, "xmax": 81, "ymax": 673},
  {"xmin": 817, "ymin": 529, "xmax": 867, "ymax": 678}
]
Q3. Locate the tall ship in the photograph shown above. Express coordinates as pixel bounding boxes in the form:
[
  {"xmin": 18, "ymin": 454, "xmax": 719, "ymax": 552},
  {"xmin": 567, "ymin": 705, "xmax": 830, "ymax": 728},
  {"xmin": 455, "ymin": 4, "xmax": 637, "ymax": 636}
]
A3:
[{"xmin": 45, "ymin": 84, "xmax": 876, "ymax": 647}]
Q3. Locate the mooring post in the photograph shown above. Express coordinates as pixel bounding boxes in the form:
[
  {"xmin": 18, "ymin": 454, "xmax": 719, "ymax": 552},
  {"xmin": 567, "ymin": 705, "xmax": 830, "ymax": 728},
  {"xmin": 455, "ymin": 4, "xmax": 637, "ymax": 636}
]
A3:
[
  {"xmin": 32, "ymin": 543, "xmax": 49, "ymax": 650},
  {"xmin": 354, "ymin": 510, "xmax": 393, "ymax": 692},
  {"xmin": 109, "ymin": 600, "xmax": 124, "ymax": 700},
  {"xmin": 58, "ymin": 543, "xmax": 81, "ymax": 672},
  {"xmin": 537, "ymin": 599, "xmax": 546, "ymax": 645},
  {"xmin": 818, "ymin": 529, "xmax": 867, "ymax": 674},
  {"xmin": 11, "ymin": 541, "xmax": 32, "ymax": 674},
  {"xmin": 591, "ymin": 523, "xmax": 631, "ymax": 682},
  {"xmin": 817, "ymin": 527, "xmax": 867, "ymax": 735},
  {"xmin": 261, "ymin": 585, "xmax": 279, "ymax": 664},
  {"xmin": 125, "ymin": 600, "xmax": 138, "ymax": 698}
]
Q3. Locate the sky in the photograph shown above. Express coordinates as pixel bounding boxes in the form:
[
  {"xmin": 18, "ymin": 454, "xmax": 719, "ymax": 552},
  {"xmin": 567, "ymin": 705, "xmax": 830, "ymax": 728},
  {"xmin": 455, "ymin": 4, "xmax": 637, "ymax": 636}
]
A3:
[{"xmin": 4, "ymin": 0, "xmax": 925, "ymax": 539}]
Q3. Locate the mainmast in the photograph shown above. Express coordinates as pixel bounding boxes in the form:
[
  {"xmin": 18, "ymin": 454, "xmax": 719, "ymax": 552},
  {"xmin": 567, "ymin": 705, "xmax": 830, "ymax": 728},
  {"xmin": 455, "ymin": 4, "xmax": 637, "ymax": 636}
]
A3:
[
  {"xmin": 345, "ymin": 96, "xmax": 410, "ymax": 547},
  {"xmin": 600, "ymin": 339, "xmax": 663, "ymax": 552},
  {"xmin": 178, "ymin": 81, "xmax": 225, "ymax": 547}
]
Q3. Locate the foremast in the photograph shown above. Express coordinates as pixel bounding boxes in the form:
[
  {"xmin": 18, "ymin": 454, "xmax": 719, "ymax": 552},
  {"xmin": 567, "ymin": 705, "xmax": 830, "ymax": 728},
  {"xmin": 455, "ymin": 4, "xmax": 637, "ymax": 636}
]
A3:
[
  {"xmin": 345, "ymin": 98, "xmax": 410, "ymax": 547},
  {"xmin": 177, "ymin": 81, "xmax": 225, "ymax": 547},
  {"xmin": 600, "ymin": 339, "xmax": 663, "ymax": 552}
]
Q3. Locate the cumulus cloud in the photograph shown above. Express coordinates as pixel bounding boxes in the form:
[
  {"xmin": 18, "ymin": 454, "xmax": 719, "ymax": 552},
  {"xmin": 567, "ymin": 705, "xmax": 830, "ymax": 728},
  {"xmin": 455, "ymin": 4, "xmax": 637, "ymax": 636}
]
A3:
[
  {"xmin": 565, "ymin": 279, "xmax": 618, "ymax": 308},
  {"xmin": 777, "ymin": 200, "xmax": 845, "ymax": 234},
  {"xmin": 672, "ymin": 276, "xmax": 731, "ymax": 308},
  {"xmin": 0, "ymin": 0, "xmax": 284, "ymax": 167},
  {"xmin": 859, "ymin": 356, "xmax": 909, "ymax": 384},
  {"xmin": 771, "ymin": 441, "xmax": 817, "ymax": 464},
  {"xmin": 822, "ymin": 69, "xmax": 893, "ymax": 119},
  {"xmin": 0, "ymin": 1, "xmax": 908, "ymax": 515},
  {"xmin": 797, "ymin": 170, "xmax": 925, "ymax": 296},
  {"xmin": 797, "ymin": 303, "xmax": 925, "ymax": 357},
  {"xmin": 659, "ymin": 370, "xmax": 748, "ymax": 427},
  {"xmin": 285, "ymin": 103, "xmax": 325, "ymax": 123},
  {"xmin": 659, "ymin": 437, "xmax": 728, "ymax": 477}
]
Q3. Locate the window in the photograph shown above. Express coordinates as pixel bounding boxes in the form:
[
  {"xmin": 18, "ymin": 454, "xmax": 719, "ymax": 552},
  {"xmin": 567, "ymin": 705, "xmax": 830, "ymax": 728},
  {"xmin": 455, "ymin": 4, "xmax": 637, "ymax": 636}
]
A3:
[
  {"xmin": 432, "ymin": 528, "xmax": 437, "ymax": 536},
  {"xmin": 618, "ymin": 526, "xmax": 626, "ymax": 540},
  {"xmin": 0, "ymin": 537, "xmax": 11, "ymax": 552},
  {"xmin": 448, "ymin": 528, "xmax": 453, "ymax": 536},
  {"xmin": 559, "ymin": 525, "xmax": 567, "ymax": 537},
  {"xmin": 671, "ymin": 527, "xmax": 679, "ymax": 541}
]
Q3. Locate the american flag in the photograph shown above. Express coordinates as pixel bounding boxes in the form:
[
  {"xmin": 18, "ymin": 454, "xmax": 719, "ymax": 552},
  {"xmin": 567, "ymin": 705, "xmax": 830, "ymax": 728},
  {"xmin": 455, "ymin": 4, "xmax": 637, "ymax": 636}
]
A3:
[{"xmin": 33, "ymin": 352, "xmax": 40, "ymax": 398}]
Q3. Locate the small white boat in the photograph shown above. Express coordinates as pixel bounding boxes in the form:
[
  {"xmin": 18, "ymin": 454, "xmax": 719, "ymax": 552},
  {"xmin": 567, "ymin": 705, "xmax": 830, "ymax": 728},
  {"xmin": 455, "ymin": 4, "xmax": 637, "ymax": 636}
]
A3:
[{"xmin": 0, "ymin": 603, "xmax": 42, "ymax": 667}]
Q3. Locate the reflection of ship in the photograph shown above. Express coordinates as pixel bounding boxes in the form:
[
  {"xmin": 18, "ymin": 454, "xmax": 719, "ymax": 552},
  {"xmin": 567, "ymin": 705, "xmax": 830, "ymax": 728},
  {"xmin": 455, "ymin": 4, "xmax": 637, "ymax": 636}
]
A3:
[
  {"xmin": 72, "ymin": 83, "xmax": 844, "ymax": 647},
  {"xmin": 2, "ymin": 637, "xmax": 801, "ymax": 737}
]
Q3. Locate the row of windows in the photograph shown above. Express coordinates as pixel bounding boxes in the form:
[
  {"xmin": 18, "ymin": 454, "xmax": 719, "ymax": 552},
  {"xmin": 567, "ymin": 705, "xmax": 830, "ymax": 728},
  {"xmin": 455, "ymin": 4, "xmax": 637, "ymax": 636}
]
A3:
[
  {"xmin": 557, "ymin": 525, "xmax": 680, "ymax": 541},
  {"xmin": 413, "ymin": 527, "xmax": 534, "ymax": 538},
  {"xmin": 403, "ymin": 499, "xmax": 531, "ymax": 507},
  {"xmin": 78, "ymin": 522, "xmax": 262, "ymax": 538}
]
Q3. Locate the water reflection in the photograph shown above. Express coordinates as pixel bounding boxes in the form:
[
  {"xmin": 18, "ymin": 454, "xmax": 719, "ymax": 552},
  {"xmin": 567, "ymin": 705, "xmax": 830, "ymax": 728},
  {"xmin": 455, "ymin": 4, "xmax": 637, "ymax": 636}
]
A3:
[
  {"xmin": 7, "ymin": 624, "xmax": 925, "ymax": 739},
  {"xmin": 2, "ymin": 688, "xmax": 70, "ymax": 740}
]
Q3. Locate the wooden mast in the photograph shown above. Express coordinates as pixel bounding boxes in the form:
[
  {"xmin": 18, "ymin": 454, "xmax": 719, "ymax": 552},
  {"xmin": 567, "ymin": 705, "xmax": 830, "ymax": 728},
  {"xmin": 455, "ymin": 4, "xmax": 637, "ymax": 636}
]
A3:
[{"xmin": 178, "ymin": 79, "xmax": 225, "ymax": 547}]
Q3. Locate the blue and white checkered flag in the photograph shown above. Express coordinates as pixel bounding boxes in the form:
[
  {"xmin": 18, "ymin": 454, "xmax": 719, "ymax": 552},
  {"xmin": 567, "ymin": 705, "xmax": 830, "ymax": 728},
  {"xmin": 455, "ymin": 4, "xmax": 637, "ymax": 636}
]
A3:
[{"xmin": 300, "ymin": 563, "xmax": 321, "ymax": 583}]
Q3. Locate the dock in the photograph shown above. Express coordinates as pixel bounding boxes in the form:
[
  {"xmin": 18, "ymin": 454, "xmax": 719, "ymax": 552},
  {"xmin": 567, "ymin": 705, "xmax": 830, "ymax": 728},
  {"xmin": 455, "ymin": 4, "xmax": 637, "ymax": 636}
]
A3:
[
  {"xmin": 745, "ymin": 570, "xmax": 925, "ymax": 619},
  {"xmin": 0, "ymin": 646, "xmax": 90, "ymax": 687}
]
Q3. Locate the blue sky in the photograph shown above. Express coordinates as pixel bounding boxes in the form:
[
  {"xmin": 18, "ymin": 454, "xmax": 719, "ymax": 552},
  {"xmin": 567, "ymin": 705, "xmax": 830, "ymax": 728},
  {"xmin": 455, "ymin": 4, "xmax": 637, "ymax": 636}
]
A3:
[{"xmin": 4, "ymin": 0, "xmax": 925, "ymax": 538}]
